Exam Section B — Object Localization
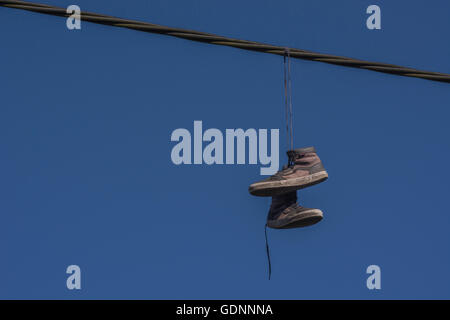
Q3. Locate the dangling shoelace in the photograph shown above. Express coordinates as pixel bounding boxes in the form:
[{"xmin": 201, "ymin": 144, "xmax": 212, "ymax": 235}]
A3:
[{"xmin": 264, "ymin": 223, "xmax": 271, "ymax": 280}]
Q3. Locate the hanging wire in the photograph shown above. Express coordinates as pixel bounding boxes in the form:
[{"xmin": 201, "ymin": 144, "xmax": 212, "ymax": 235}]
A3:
[{"xmin": 1, "ymin": 0, "xmax": 450, "ymax": 83}]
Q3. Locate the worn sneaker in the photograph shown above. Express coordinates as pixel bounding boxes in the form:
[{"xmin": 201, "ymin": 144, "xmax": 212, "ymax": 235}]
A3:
[
  {"xmin": 249, "ymin": 146, "xmax": 328, "ymax": 197},
  {"xmin": 266, "ymin": 191, "xmax": 323, "ymax": 229}
]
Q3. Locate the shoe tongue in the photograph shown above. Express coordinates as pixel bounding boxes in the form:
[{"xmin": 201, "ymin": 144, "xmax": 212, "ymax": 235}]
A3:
[
  {"xmin": 286, "ymin": 150, "xmax": 296, "ymax": 159},
  {"xmin": 286, "ymin": 150, "xmax": 300, "ymax": 164}
]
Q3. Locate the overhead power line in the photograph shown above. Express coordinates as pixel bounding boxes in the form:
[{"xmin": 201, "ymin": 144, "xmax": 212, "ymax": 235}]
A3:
[{"xmin": 1, "ymin": 0, "xmax": 450, "ymax": 84}]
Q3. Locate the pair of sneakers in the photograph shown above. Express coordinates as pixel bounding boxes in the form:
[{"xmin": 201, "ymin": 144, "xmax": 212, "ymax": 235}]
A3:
[{"xmin": 249, "ymin": 146, "xmax": 328, "ymax": 229}]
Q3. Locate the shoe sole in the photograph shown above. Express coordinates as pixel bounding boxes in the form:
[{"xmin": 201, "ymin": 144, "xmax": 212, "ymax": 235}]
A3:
[
  {"xmin": 267, "ymin": 209, "xmax": 323, "ymax": 229},
  {"xmin": 249, "ymin": 171, "xmax": 328, "ymax": 197}
]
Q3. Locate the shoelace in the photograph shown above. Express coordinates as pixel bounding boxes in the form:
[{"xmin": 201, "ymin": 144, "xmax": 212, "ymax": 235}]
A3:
[
  {"xmin": 264, "ymin": 223, "xmax": 271, "ymax": 280},
  {"xmin": 284, "ymin": 48, "xmax": 294, "ymax": 151},
  {"xmin": 264, "ymin": 201, "xmax": 299, "ymax": 280}
]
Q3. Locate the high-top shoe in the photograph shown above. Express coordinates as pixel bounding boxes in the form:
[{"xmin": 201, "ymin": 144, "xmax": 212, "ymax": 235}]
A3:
[
  {"xmin": 249, "ymin": 146, "xmax": 328, "ymax": 197},
  {"xmin": 266, "ymin": 191, "xmax": 323, "ymax": 229}
]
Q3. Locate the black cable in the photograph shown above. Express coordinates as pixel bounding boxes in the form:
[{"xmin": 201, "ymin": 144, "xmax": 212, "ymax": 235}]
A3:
[{"xmin": 1, "ymin": 0, "xmax": 450, "ymax": 83}]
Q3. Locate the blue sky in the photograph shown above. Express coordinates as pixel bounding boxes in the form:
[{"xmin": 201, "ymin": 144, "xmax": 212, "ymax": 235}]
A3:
[{"xmin": 1, "ymin": 0, "xmax": 450, "ymax": 299}]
